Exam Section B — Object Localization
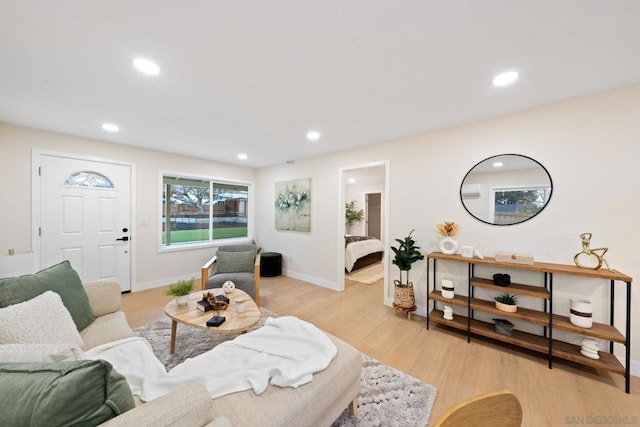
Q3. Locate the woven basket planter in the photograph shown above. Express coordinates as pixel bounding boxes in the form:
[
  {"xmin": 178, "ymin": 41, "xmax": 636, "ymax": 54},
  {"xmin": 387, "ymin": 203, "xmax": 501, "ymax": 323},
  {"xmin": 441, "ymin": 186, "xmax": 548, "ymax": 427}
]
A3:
[{"xmin": 393, "ymin": 280, "xmax": 415, "ymax": 309}]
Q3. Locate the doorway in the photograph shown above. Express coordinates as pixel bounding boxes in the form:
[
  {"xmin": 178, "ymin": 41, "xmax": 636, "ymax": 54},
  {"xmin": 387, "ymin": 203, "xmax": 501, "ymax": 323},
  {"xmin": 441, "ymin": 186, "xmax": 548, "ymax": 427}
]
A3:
[
  {"xmin": 365, "ymin": 192, "xmax": 382, "ymax": 239},
  {"xmin": 33, "ymin": 151, "xmax": 135, "ymax": 292},
  {"xmin": 338, "ymin": 161, "xmax": 389, "ymax": 299}
]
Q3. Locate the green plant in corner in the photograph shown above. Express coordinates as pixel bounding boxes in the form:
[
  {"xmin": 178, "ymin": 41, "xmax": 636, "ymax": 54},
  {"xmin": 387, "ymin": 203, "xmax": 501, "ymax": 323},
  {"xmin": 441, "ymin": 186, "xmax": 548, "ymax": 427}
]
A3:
[
  {"xmin": 390, "ymin": 229, "xmax": 425, "ymax": 286},
  {"xmin": 494, "ymin": 293, "xmax": 518, "ymax": 305},
  {"xmin": 345, "ymin": 200, "xmax": 364, "ymax": 233},
  {"xmin": 165, "ymin": 278, "xmax": 195, "ymax": 297}
]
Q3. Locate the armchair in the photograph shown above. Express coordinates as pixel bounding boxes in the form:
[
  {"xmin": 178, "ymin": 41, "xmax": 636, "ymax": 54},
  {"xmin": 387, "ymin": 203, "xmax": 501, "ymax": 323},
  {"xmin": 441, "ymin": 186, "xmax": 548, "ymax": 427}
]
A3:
[{"xmin": 201, "ymin": 244, "xmax": 261, "ymax": 306}]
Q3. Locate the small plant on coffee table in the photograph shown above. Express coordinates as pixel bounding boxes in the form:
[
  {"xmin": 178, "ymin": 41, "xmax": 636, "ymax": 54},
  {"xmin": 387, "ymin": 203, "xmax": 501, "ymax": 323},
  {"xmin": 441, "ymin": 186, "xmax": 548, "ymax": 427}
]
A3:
[{"xmin": 165, "ymin": 278, "xmax": 195, "ymax": 297}]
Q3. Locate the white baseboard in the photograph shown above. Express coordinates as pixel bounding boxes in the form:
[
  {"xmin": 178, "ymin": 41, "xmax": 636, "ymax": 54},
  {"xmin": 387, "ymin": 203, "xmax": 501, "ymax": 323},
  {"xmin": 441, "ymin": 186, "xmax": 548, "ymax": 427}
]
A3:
[
  {"xmin": 132, "ymin": 272, "xmax": 199, "ymax": 292},
  {"xmin": 617, "ymin": 356, "xmax": 640, "ymax": 378},
  {"xmin": 283, "ymin": 269, "xmax": 338, "ymax": 291}
]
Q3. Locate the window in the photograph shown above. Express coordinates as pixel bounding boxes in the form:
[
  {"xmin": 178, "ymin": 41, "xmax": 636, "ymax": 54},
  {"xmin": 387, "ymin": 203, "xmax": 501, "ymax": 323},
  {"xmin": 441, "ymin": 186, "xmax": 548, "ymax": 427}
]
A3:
[
  {"xmin": 162, "ymin": 174, "xmax": 250, "ymax": 248},
  {"xmin": 64, "ymin": 171, "xmax": 114, "ymax": 188},
  {"xmin": 491, "ymin": 186, "xmax": 551, "ymax": 225}
]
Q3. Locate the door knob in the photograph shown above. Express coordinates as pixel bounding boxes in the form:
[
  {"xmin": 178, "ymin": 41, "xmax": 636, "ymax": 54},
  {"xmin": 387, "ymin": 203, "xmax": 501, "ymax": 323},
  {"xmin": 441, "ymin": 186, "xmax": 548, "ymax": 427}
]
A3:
[{"xmin": 116, "ymin": 236, "xmax": 129, "ymax": 242}]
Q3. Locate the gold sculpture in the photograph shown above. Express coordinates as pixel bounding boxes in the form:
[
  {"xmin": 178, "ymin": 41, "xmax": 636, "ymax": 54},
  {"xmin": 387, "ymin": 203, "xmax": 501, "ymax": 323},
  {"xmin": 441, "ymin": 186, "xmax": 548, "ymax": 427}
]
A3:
[{"xmin": 574, "ymin": 232, "xmax": 610, "ymax": 270}]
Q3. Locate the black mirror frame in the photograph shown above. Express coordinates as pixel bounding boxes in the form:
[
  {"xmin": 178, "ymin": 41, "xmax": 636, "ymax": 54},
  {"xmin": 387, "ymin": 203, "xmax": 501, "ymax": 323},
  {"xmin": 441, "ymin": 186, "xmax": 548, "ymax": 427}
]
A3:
[{"xmin": 460, "ymin": 153, "xmax": 553, "ymax": 226}]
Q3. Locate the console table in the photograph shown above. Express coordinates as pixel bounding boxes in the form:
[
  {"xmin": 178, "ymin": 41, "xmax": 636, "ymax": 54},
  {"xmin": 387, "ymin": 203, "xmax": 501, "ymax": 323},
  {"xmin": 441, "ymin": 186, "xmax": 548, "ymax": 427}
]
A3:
[{"xmin": 426, "ymin": 252, "xmax": 633, "ymax": 393}]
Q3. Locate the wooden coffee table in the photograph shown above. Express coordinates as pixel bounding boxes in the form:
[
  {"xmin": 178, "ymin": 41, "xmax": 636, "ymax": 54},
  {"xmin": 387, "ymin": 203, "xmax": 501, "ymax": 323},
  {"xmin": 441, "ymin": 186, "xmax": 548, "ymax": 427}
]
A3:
[{"xmin": 164, "ymin": 289, "xmax": 260, "ymax": 354}]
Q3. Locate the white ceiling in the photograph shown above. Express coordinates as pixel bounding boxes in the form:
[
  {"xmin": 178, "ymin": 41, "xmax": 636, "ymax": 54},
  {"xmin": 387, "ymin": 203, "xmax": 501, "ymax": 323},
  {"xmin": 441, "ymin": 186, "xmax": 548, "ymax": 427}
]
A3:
[{"xmin": 1, "ymin": 1, "xmax": 639, "ymax": 168}]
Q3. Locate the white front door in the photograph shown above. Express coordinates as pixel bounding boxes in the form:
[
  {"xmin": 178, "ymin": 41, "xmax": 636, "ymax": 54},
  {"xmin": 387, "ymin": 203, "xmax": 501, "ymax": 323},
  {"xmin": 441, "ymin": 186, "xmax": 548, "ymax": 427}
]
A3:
[{"xmin": 38, "ymin": 154, "xmax": 132, "ymax": 292}]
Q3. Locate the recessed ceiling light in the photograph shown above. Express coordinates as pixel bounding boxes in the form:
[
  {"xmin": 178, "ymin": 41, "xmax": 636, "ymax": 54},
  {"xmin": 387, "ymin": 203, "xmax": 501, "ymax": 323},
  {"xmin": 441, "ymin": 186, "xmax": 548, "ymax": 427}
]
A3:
[
  {"xmin": 306, "ymin": 130, "xmax": 321, "ymax": 141},
  {"xmin": 492, "ymin": 71, "xmax": 519, "ymax": 87},
  {"xmin": 348, "ymin": 178, "xmax": 356, "ymax": 184},
  {"xmin": 493, "ymin": 161, "xmax": 504, "ymax": 168},
  {"xmin": 133, "ymin": 58, "xmax": 160, "ymax": 75},
  {"xmin": 101, "ymin": 122, "xmax": 119, "ymax": 132},
  {"xmin": 237, "ymin": 153, "xmax": 248, "ymax": 160}
]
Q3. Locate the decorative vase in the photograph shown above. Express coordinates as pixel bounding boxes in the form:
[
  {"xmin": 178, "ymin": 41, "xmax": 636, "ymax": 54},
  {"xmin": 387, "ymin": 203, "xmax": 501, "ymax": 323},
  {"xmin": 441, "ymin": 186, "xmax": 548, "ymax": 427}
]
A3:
[
  {"xmin": 441, "ymin": 279, "xmax": 455, "ymax": 299},
  {"xmin": 443, "ymin": 305, "xmax": 454, "ymax": 320},
  {"xmin": 393, "ymin": 280, "xmax": 415, "ymax": 309},
  {"xmin": 580, "ymin": 337, "xmax": 600, "ymax": 360},
  {"xmin": 176, "ymin": 295, "xmax": 189, "ymax": 306},
  {"xmin": 495, "ymin": 301, "xmax": 517, "ymax": 313},
  {"xmin": 439, "ymin": 237, "xmax": 459, "ymax": 255},
  {"xmin": 570, "ymin": 298, "xmax": 593, "ymax": 328}
]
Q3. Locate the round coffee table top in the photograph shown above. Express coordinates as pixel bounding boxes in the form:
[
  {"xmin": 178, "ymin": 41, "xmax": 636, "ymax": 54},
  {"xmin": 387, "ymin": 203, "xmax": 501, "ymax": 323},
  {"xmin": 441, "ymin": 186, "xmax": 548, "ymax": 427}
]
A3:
[{"xmin": 164, "ymin": 289, "xmax": 260, "ymax": 335}]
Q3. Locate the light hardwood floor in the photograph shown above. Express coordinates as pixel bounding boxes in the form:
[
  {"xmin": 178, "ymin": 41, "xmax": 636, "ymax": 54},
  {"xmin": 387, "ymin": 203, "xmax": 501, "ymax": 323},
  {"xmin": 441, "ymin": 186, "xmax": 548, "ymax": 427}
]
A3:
[{"xmin": 122, "ymin": 276, "xmax": 640, "ymax": 426}]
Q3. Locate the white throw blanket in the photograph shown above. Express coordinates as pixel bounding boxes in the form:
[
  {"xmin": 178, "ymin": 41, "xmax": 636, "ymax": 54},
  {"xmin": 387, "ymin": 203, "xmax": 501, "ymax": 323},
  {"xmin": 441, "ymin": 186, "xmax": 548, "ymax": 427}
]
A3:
[{"xmin": 83, "ymin": 316, "xmax": 337, "ymax": 401}]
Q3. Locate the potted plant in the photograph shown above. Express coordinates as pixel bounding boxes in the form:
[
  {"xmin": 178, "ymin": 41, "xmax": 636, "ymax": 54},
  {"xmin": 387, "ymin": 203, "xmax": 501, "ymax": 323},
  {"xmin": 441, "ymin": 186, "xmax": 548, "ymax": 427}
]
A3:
[
  {"xmin": 495, "ymin": 293, "xmax": 518, "ymax": 313},
  {"xmin": 390, "ymin": 229, "xmax": 425, "ymax": 310},
  {"xmin": 345, "ymin": 200, "xmax": 364, "ymax": 234},
  {"xmin": 166, "ymin": 278, "xmax": 195, "ymax": 305}
]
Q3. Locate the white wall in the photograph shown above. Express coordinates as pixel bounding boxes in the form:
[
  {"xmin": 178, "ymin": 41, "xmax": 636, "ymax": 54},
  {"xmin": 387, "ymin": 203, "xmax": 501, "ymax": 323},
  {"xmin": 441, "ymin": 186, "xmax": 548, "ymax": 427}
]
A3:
[
  {"xmin": 0, "ymin": 124, "xmax": 257, "ymax": 290},
  {"xmin": 255, "ymin": 84, "xmax": 640, "ymax": 365}
]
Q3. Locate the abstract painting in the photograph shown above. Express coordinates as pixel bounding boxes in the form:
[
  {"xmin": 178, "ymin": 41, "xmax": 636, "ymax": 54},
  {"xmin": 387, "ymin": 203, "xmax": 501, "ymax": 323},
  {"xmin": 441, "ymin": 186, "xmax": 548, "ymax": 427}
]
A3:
[{"xmin": 275, "ymin": 178, "xmax": 311, "ymax": 232}]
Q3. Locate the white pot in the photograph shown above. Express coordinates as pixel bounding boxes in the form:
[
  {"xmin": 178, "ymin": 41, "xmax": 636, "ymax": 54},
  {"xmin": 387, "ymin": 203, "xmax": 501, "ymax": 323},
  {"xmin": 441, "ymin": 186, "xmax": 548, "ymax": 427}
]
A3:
[
  {"xmin": 439, "ymin": 237, "xmax": 459, "ymax": 255},
  {"xmin": 441, "ymin": 279, "xmax": 455, "ymax": 299},
  {"xmin": 176, "ymin": 295, "xmax": 189, "ymax": 306},
  {"xmin": 570, "ymin": 298, "xmax": 593, "ymax": 328}
]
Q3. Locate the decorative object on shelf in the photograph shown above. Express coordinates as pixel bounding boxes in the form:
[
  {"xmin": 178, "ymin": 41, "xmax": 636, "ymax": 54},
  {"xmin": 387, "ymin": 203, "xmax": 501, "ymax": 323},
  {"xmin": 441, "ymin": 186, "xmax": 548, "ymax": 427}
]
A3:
[
  {"xmin": 275, "ymin": 178, "xmax": 311, "ymax": 232},
  {"xmin": 574, "ymin": 232, "xmax": 611, "ymax": 270},
  {"xmin": 494, "ymin": 293, "xmax": 518, "ymax": 313},
  {"xmin": 165, "ymin": 278, "xmax": 195, "ymax": 306},
  {"xmin": 443, "ymin": 306, "xmax": 453, "ymax": 320},
  {"xmin": 222, "ymin": 280, "xmax": 236, "ymax": 294},
  {"xmin": 436, "ymin": 221, "xmax": 460, "ymax": 255},
  {"xmin": 460, "ymin": 245, "xmax": 474, "ymax": 258},
  {"xmin": 580, "ymin": 338, "xmax": 600, "ymax": 360},
  {"xmin": 495, "ymin": 251, "xmax": 534, "ymax": 266},
  {"xmin": 570, "ymin": 298, "xmax": 593, "ymax": 328},
  {"xmin": 345, "ymin": 200, "xmax": 364, "ymax": 234},
  {"xmin": 391, "ymin": 229, "xmax": 425, "ymax": 312},
  {"xmin": 493, "ymin": 318, "xmax": 515, "ymax": 336},
  {"xmin": 441, "ymin": 279, "xmax": 455, "ymax": 299},
  {"xmin": 492, "ymin": 273, "xmax": 511, "ymax": 287}
]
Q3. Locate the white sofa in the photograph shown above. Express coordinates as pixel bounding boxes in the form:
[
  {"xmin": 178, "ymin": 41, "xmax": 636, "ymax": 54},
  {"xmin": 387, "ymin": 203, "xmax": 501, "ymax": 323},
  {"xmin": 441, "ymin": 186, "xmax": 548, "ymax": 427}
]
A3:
[{"xmin": 82, "ymin": 281, "xmax": 362, "ymax": 427}]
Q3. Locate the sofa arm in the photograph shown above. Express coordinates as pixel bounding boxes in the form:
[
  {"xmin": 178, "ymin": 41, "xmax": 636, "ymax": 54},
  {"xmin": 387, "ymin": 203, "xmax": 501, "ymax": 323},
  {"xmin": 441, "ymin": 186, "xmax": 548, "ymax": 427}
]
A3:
[
  {"xmin": 83, "ymin": 281, "xmax": 122, "ymax": 317},
  {"xmin": 99, "ymin": 383, "xmax": 217, "ymax": 427}
]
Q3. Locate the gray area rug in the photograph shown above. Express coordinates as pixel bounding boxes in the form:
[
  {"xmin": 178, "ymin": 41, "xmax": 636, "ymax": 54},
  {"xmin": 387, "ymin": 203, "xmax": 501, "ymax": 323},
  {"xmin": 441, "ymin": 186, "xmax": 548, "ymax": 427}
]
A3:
[{"xmin": 134, "ymin": 309, "xmax": 437, "ymax": 426}]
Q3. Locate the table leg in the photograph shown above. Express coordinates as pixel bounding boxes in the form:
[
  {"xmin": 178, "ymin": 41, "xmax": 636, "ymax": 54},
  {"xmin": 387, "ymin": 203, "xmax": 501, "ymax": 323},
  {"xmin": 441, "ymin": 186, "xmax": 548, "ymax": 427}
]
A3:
[{"xmin": 170, "ymin": 319, "xmax": 177, "ymax": 354}]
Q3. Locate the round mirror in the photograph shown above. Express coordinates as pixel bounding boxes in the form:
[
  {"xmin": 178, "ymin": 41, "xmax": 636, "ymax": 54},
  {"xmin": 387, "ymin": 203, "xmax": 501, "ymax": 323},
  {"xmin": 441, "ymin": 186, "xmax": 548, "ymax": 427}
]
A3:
[{"xmin": 460, "ymin": 154, "xmax": 552, "ymax": 225}]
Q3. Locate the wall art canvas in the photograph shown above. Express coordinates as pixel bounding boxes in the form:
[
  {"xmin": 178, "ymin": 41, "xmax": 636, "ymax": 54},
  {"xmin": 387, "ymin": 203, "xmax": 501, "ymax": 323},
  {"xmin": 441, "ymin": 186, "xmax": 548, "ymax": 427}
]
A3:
[{"xmin": 275, "ymin": 178, "xmax": 311, "ymax": 232}]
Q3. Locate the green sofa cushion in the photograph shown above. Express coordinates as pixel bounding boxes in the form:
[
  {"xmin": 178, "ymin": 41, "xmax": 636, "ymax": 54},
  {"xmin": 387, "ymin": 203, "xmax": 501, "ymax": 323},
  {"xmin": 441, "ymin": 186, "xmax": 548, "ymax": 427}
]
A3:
[
  {"xmin": 0, "ymin": 359, "xmax": 135, "ymax": 427},
  {"xmin": 0, "ymin": 260, "xmax": 96, "ymax": 331},
  {"xmin": 216, "ymin": 249, "xmax": 256, "ymax": 273}
]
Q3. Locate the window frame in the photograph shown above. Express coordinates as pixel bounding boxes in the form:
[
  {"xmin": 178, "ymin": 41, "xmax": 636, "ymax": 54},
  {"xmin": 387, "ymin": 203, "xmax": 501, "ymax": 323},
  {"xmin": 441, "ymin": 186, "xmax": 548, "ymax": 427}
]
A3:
[{"xmin": 158, "ymin": 170, "xmax": 254, "ymax": 253}]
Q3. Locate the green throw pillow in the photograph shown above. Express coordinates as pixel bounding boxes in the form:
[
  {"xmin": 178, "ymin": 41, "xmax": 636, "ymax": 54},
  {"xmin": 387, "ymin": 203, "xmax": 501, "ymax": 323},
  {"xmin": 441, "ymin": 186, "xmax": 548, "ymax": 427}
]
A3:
[
  {"xmin": 216, "ymin": 249, "xmax": 256, "ymax": 273},
  {"xmin": 0, "ymin": 360, "xmax": 135, "ymax": 427},
  {"xmin": 0, "ymin": 260, "xmax": 96, "ymax": 331}
]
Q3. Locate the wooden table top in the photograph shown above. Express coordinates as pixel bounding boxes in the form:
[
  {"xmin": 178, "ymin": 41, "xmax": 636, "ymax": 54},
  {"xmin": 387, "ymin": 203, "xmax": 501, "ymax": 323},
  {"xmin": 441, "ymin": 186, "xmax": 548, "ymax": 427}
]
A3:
[{"xmin": 164, "ymin": 289, "xmax": 260, "ymax": 334}]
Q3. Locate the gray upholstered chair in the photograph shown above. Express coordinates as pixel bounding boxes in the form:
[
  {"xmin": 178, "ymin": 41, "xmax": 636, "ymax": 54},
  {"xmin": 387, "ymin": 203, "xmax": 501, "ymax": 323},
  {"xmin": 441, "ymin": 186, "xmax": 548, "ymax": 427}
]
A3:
[{"xmin": 201, "ymin": 244, "xmax": 261, "ymax": 306}]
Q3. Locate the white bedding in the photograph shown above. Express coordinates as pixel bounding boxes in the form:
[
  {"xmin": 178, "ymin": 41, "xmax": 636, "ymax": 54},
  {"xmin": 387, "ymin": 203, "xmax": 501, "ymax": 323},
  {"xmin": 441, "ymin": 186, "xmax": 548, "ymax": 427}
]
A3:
[
  {"xmin": 345, "ymin": 238, "xmax": 384, "ymax": 272},
  {"xmin": 83, "ymin": 316, "xmax": 337, "ymax": 401}
]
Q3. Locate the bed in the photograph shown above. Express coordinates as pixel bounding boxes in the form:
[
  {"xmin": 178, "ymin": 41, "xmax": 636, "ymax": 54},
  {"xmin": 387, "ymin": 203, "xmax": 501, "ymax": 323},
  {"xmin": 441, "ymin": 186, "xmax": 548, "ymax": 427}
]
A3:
[{"xmin": 345, "ymin": 235, "xmax": 384, "ymax": 272}]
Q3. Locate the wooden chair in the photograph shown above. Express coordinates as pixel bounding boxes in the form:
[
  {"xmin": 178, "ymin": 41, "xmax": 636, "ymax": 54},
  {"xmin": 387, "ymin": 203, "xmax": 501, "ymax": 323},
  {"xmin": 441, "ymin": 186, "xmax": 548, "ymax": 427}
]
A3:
[
  {"xmin": 201, "ymin": 244, "xmax": 261, "ymax": 306},
  {"xmin": 430, "ymin": 389, "xmax": 522, "ymax": 427}
]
